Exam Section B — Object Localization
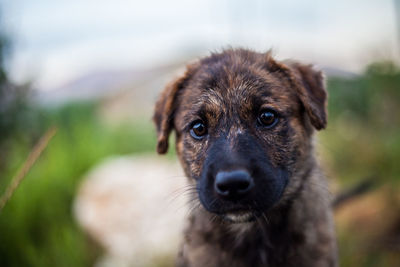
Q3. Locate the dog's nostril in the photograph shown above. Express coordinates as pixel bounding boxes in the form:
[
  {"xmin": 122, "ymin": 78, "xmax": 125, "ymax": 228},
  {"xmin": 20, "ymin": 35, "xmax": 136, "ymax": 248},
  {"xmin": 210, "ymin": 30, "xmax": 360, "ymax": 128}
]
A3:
[
  {"xmin": 237, "ymin": 180, "xmax": 251, "ymax": 191},
  {"xmin": 214, "ymin": 170, "xmax": 254, "ymax": 198},
  {"xmin": 217, "ymin": 183, "xmax": 229, "ymax": 193}
]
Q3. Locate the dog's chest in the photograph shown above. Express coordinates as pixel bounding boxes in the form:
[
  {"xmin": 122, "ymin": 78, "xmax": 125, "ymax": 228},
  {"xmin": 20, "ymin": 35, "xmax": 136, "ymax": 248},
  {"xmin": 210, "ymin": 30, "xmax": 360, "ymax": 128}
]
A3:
[{"xmin": 179, "ymin": 214, "xmax": 306, "ymax": 267}]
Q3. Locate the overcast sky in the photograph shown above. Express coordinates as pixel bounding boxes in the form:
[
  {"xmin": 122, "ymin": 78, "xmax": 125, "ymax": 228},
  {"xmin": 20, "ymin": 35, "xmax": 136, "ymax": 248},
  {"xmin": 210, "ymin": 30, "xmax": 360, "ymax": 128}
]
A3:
[{"xmin": 1, "ymin": 0, "xmax": 398, "ymax": 90}]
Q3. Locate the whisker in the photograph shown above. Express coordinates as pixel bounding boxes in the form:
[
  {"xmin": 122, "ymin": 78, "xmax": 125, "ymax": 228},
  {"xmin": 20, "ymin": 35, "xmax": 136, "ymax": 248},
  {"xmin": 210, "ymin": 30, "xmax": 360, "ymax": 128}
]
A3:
[
  {"xmin": 261, "ymin": 212, "xmax": 270, "ymax": 225},
  {"xmin": 167, "ymin": 184, "xmax": 197, "ymax": 204}
]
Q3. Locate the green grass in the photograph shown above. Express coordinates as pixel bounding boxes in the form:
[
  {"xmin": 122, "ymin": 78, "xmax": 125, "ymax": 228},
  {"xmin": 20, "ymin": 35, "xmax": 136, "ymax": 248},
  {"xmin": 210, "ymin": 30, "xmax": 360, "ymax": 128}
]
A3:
[
  {"xmin": 321, "ymin": 61, "xmax": 400, "ymax": 185},
  {"xmin": 0, "ymin": 101, "xmax": 157, "ymax": 267},
  {"xmin": 322, "ymin": 62, "xmax": 400, "ymax": 267}
]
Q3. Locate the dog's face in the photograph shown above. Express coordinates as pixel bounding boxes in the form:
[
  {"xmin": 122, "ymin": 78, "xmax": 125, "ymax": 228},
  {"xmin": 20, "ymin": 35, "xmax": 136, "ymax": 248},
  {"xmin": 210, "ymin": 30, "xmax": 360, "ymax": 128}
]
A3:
[{"xmin": 154, "ymin": 49, "xmax": 327, "ymax": 223}]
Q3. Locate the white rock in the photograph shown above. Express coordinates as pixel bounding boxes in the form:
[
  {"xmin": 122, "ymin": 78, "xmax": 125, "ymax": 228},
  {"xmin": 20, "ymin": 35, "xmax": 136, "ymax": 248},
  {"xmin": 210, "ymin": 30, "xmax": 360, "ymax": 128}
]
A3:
[{"xmin": 74, "ymin": 154, "xmax": 189, "ymax": 267}]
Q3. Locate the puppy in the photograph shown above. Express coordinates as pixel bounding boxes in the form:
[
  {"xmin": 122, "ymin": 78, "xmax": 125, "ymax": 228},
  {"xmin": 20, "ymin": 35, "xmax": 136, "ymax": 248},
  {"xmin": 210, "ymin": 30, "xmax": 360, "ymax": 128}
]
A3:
[{"xmin": 153, "ymin": 49, "xmax": 337, "ymax": 267}]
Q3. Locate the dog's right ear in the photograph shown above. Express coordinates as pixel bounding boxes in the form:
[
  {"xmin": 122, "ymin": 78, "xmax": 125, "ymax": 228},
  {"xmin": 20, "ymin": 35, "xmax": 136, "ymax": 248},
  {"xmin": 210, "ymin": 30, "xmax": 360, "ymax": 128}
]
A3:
[{"xmin": 153, "ymin": 65, "xmax": 197, "ymax": 154}]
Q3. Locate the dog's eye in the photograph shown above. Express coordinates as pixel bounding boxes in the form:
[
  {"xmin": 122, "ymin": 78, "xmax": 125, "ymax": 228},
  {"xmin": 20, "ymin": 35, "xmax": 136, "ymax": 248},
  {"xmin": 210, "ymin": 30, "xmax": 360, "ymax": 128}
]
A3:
[
  {"xmin": 257, "ymin": 110, "xmax": 278, "ymax": 128},
  {"xmin": 190, "ymin": 121, "xmax": 207, "ymax": 140}
]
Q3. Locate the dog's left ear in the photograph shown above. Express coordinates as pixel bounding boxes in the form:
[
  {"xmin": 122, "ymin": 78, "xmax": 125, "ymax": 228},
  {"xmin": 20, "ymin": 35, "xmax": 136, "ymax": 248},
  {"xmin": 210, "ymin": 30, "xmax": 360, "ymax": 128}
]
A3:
[
  {"xmin": 153, "ymin": 65, "xmax": 197, "ymax": 154},
  {"xmin": 265, "ymin": 54, "xmax": 327, "ymax": 130},
  {"xmin": 287, "ymin": 62, "xmax": 328, "ymax": 130}
]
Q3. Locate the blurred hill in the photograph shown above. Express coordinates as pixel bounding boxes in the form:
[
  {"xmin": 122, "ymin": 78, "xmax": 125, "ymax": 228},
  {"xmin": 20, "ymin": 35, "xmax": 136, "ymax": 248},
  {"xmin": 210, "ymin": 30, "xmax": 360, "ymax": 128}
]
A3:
[
  {"xmin": 35, "ymin": 61, "xmax": 185, "ymax": 104},
  {"xmin": 34, "ymin": 60, "xmax": 358, "ymax": 124}
]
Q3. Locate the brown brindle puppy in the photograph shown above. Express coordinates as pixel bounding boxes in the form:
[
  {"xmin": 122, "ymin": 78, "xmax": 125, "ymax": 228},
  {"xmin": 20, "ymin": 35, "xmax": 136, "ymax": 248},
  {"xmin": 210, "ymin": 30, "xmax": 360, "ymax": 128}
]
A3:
[{"xmin": 153, "ymin": 49, "xmax": 337, "ymax": 267}]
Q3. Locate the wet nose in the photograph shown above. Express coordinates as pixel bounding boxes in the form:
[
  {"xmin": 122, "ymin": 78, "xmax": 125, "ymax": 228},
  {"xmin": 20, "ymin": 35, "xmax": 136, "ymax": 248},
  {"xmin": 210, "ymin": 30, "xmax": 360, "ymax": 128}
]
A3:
[{"xmin": 214, "ymin": 170, "xmax": 254, "ymax": 199}]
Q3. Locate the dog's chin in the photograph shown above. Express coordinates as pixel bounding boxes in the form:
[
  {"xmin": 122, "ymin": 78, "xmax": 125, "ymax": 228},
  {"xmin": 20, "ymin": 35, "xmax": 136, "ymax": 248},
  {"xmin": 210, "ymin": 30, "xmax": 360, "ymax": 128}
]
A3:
[{"xmin": 221, "ymin": 212, "xmax": 256, "ymax": 223}]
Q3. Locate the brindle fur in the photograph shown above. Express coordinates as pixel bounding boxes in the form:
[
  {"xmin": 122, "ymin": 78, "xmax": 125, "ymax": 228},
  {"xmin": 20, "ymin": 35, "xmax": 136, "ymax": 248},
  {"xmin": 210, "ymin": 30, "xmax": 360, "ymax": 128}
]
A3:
[{"xmin": 153, "ymin": 49, "xmax": 337, "ymax": 267}]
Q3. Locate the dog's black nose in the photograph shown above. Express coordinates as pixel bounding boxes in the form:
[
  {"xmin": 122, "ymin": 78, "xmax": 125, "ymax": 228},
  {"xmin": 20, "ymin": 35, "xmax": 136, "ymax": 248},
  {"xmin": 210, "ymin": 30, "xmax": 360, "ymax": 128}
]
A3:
[{"xmin": 214, "ymin": 170, "xmax": 254, "ymax": 199}]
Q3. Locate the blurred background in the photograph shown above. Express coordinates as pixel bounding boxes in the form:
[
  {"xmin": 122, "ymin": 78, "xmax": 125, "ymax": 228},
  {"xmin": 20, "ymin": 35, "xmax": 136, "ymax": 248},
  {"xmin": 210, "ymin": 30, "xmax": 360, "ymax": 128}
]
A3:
[{"xmin": 0, "ymin": 0, "xmax": 399, "ymax": 266}]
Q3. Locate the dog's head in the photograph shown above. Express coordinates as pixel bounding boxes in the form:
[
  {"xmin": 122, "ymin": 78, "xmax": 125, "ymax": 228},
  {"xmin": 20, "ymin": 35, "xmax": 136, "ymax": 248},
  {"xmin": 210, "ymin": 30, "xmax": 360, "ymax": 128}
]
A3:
[{"xmin": 154, "ymin": 49, "xmax": 327, "ymax": 223}]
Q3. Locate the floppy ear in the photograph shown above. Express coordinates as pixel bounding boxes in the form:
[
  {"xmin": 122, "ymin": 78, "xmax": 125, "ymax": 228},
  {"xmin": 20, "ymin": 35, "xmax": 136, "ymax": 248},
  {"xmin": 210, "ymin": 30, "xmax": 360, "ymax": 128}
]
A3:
[
  {"xmin": 288, "ymin": 62, "xmax": 327, "ymax": 130},
  {"xmin": 266, "ymin": 55, "xmax": 327, "ymax": 130},
  {"xmin": 153, "ymin": 65, "xmax": 196, "ymax": 154}
]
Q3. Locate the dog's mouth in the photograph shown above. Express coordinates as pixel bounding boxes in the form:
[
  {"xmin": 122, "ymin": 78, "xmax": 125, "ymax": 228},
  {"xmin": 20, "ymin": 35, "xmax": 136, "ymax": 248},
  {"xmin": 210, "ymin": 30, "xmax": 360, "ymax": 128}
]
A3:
[{"xmin": 221, "ymin": 211, "xmax": 257, "ymax": 223}]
